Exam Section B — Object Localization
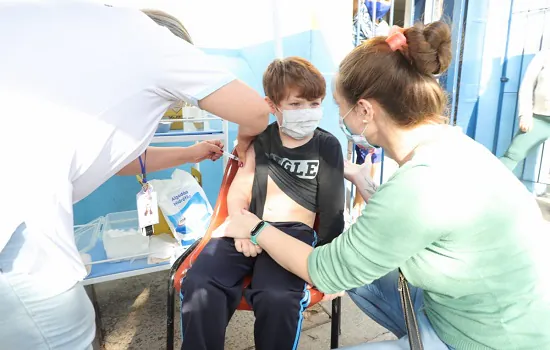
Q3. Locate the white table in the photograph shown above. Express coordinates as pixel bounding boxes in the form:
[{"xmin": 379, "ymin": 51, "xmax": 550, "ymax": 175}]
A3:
[{"xmin": 81, "ymin": 231, "xmax": 176, "ymax": 349}]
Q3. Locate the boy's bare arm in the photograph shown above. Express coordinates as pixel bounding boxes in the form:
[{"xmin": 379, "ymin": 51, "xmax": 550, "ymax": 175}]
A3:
[
  {"xmin": 227, "ymin": 146, "xmax": 256, "ymax": 216},
  {"xmin": 228, "ymin": 145, "xmax": 262, "ymax": 257}
]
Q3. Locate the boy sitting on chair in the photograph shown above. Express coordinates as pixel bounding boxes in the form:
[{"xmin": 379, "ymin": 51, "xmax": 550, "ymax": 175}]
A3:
[{"xmin": 180, "ymin": 57, "xmax": 345, "ymax": 350}]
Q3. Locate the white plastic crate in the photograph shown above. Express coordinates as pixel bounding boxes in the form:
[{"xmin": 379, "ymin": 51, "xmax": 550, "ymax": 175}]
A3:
[
  {"xmin": 102, "ymin": 210, "xmax": 149, "ymax": 261},
  {"xmin": 74, "ymin": 217, "xmax": 103, "ymax": 254}
]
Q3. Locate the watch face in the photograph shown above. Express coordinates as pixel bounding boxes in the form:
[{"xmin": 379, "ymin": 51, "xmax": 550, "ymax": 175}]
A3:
[{"xmin": 251, "ymin": 221, "xmax": 265, "ymax": 235}]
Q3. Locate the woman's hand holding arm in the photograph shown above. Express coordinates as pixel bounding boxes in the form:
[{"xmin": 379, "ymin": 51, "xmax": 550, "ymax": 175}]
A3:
[
  {"xmin": 215, "ymin": 209, "xmax": 345, "ymax": 297},
  {"xmin": 213, "ymin": 209, "xmax": 315, "ymax": 284},
  {"xmin": 344, "ymin": 158, "xmax": 378, "ymax": 202}
]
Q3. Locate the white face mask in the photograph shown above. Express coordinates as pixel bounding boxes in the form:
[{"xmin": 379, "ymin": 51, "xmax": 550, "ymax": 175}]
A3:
[{"xmin": 278, "ymin": 108, "xmax": 323, "ymax": 140}]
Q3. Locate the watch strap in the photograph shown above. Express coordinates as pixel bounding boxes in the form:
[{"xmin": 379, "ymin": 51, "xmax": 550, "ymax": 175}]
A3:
[{"xmin": 250, "ymin": 221, "xmax": 269, "ymax": 245}]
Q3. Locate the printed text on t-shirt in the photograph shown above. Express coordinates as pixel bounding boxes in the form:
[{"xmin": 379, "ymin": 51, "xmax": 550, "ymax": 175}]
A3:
[{"xmin": 266, "ymin": 153, "xmax": 319, "ymax": 180}]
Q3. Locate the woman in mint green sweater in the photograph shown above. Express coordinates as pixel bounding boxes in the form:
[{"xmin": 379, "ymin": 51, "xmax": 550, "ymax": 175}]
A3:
[{"xmin": 217, "ymin": 21, "xmax": 550, "ymax": 350}]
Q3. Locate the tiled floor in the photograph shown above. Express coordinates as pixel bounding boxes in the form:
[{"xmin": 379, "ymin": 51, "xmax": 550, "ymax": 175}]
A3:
[{"xmin": 92, "ymin": 199, "xmax": 550, "ymax": 350}]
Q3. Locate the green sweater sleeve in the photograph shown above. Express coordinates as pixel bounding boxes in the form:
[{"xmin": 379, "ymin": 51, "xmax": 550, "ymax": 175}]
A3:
[{"xmin": 308, "ymin": 164, "xmax": 449, "ymax": 294}]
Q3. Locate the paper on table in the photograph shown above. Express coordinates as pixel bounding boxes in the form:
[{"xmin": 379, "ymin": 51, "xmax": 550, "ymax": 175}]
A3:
[
  {"xmin": 103, "ymin": 228, "xmax": 149, "ymax": 261},
  {"xmin": 148, "ymin": 233, "xmax": 178, "ymax": 264}
]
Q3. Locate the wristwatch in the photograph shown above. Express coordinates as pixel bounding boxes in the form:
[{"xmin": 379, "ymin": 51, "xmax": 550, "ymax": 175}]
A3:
[{"xmin": 250, "ymin": 220, "xmax": 270, "ymax": 245}]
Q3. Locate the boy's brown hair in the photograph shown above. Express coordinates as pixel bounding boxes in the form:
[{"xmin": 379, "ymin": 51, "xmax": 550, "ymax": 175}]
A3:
[{"xmin": 263, "ymin": 57, "xmax": 326, "ymax": 105}]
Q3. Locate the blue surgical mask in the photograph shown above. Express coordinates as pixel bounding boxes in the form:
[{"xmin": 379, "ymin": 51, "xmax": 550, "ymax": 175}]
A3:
[
  {"xmin": 366, "ymin": 0, "xmax": 391, "ymax": 21},
  {"xmin": 339, "ymin": 106, "xmax": 379, "ymax": 150}
]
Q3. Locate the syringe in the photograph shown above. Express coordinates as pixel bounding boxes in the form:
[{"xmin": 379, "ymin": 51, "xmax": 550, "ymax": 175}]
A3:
[{"xmin": 223, "ymin": 151, "xmax": 240, "ymax": 162}]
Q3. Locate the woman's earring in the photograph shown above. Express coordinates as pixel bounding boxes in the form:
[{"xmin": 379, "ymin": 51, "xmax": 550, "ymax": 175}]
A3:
[{"xmin": 362, "ymin": 108, "xmax": 371, "ymax": 123}]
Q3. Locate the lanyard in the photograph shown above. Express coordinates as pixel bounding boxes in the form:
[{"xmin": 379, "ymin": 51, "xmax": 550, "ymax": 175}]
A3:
[{"xmin": 138, "ymin": 150, "xmax": 147, "ymax": 183}]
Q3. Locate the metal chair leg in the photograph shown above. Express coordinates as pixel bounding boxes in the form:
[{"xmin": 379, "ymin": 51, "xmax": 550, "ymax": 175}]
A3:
[
  {"xmin": 337, "ymin": 296, "xmax": 342, "ymax": 335},
  {"xmin": 166, "ymin": 275, "xmax": 175, "ymax": 350},
  {"xmin": 166, "ymin": 239, "xmax": 202, "ymax": 350},
  {"xmin": 330, "ymin": 297, "xmax": 342, "ymax": 349}
]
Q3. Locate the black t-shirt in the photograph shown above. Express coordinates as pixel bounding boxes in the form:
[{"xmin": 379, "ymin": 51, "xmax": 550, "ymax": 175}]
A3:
[{"xmin": 249, "ymin": 122, "xmax": 345, "ymax": 246}]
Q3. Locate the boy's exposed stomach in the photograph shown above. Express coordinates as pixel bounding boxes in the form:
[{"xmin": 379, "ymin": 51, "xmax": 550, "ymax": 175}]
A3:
[{"xmin": 261, "ymin": 176, "xmax": 316, "ymax": 228}]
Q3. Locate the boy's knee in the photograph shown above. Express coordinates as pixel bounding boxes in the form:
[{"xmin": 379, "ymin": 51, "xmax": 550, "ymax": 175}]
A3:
[{"xmin": 181, "ymin": 267, "xmax": 214, "ymax": 293}]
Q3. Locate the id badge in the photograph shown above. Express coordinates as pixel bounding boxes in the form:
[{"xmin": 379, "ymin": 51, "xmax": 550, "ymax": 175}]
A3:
[{"xmin": 136, "ymin": 183, "xmax": 159, "ymax": 236}]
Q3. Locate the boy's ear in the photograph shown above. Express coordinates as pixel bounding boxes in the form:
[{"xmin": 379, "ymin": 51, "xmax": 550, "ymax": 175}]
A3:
[{"xmin": 264, "ymin": 97, "xmax": 276, "ymax": 114}]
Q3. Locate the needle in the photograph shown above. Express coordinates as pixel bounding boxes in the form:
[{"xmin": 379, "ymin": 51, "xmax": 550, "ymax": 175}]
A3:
[{"xmin": 223, "ymin": 151, "xmax": 239, "ymax": 161}]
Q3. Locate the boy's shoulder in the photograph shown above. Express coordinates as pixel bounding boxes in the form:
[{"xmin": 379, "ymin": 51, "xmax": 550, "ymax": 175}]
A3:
[
  {"xmin": 314, "ymin": 127, "xmax": 341, "ymax": 148},
  {"xmin": 257, "ymin": 121, "xmax": 278, "ymax": 136},
  {"xmin": 254, "ymin": 122, "xmax": 278, "ymax": 145}
]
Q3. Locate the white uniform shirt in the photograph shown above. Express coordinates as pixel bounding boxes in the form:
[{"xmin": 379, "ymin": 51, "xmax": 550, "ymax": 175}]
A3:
[{"xmin": 0, "ymin": 0, "xmax": 234, "ymax": 297}]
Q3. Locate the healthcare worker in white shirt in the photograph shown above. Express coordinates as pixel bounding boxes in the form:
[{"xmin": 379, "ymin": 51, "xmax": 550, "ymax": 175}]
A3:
[{"xmin": 0, "ymin": 2, "xmax": 269, "ymax": 349}]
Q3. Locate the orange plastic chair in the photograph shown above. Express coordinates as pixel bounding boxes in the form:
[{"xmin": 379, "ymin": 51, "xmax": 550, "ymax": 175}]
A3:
[{"xmin": 166, "ymin": 151, "xmax": 342, "ymax": 349}]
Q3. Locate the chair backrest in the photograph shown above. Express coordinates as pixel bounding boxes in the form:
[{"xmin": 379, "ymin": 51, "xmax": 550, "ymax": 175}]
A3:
[{"xmin": 174, "ymin": 149, "xmax": 320, "ymax": 291}]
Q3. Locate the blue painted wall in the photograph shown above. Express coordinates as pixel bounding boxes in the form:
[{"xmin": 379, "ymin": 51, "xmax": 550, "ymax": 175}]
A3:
[
  {"xmin": 455, "ymin": 0, "xmax": 548, "ymax": 191},
  {"xmin": 73, "ymin": 30, "xmax": 347, "ymax": 225},
  {"xmin": 454, "ymin": 0, "xmax": 491, "ymax": 136}
]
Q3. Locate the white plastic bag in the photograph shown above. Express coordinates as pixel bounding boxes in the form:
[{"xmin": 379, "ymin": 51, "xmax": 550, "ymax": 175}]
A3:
[{"xmin": 149, "ymin": 169, "xmax": 212, "ymax": 248}]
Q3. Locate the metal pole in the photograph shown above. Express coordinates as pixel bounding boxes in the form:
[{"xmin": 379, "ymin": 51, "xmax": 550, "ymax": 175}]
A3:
[
  {"xmin": 371, "ymin": 0, "xmax": 377, "ymax": 36},
  {"xmin": 411, "ymin": 0, "xmax": 416, "ymax": 25},
  {"xmin": 273, "ymin": 0, "xmax": 284, "ymax": 58},
  {"xmin": 330, "ymin": 298, "xmax": 342, "ymax": 348},
  {"xmin": 390, "ymin": 0, "xmax": 395, "ymax": 26},
  {"xmin": 424, "ymin": 0, "xmax": 435, "ymax": 23},
  {"xmin": 355, "ymin": 0, "xmax": 362, "ymax": 46}
]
